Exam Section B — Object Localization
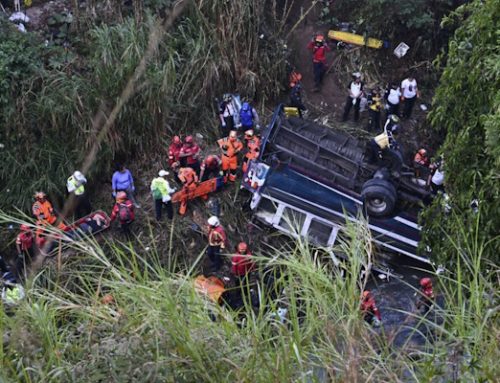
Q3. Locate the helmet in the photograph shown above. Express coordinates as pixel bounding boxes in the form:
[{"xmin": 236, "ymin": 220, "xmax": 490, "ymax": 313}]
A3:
[
  {"xmin": 237, "ymin": 242, "xmax": 248, "ymax": 253},
  {"xmin": 241, "ymin": 102, "xmax": 250, "ymax": 111},
  {"xmin": 184, "ymin": 135, "xmax": 194, "ymax": 144},
  {"xmin": 173, "ymin": 135, "xmax": 181, "ymax": 145},
  {"xmin": 20, "ymin": 224, "xmax": 31, "ymax": 232},
  {"xmin": 223, "ymin": 93, "xmax": 232, "ymax": 102},
  {"xmin": 73, "ymin": 170, "xmax": 84, "ymax": 179},
  {"xmin": 362, "ymin": 290, "xmax": 371, "ymax": 299},
  {"xmin": 229, "ymin": 130, "xmax": 238, "ymax": 140},
  {"xmin": 34, "ymin": 191, "xmax": 46, "ymax": 200},
  {"xmin": 244, "ymin": 129, "xmax": 254, "ymax": 139},
  {"xmin": 206, "ymin": 155, "xmax": 218, "ymax": 167},
  {"xmin": 420, "ymin": 277, "xmax": 432, "ymax": 288},
  {"xmin": 158, "ymin": 169, "xmax": 169, "ymax": 177},
  {"xmin": 207, "ymin": 216, "xmax": 220, "ymax": 227},
  {"xmin": 418, "ymin": 148, "xmax": 427, "ymax": 156},
  {"xmin": 315, "ymin": 34, "xmax": 325, "ymax": 43},
  {"xmin": 116, "ymin": 191, "xmax": 127, "ymax": 202}
]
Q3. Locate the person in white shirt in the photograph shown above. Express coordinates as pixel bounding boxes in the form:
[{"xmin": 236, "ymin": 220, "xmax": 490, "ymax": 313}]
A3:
[
  {"xmin": 342, "ymin": 72, "xmax": 364, "ymax": 122},
  {"xmin": 385, "ymin": 83, "xmax": 401, "ymax": 118},
  {"xmin": 401, "ymin": 75, "xmax": 420, "ymax": 119}
]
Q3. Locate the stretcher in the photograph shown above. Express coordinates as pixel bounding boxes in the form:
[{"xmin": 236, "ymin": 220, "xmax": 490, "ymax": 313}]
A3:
[
  {"xmin": 172, "ymin": 177, "xmax": 225, "ymax": 215},
  {"xmin": 328, "ymin": 30, "xmax": 386, "ymax": 49},
  {"xmin": 69, "ymin": 210, "xmax": 112, "ymax": 235},
  {"xmin": 194, "ymin": 275, "xmax": 226, "ymax": 303}
]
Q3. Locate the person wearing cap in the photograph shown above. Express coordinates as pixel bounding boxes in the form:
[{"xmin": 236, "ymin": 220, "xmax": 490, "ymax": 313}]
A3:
[
  {"xmin": 67, "ymin": 170, "xmax": 92, "ymax": 219},
  {"xmin": 206, "ymin": 216, "xmax": 228, "ymax": 271},
  {"xmin": 342, "ymin": 73, "xmax": 364, "ymax": 122},
  {"xmin": 179, "ymin": 135, "xmax": 201, "ymax": 174},
  {"xmin": 150, "ymin": 170, "xmax": 175, "ymax": 221},
  {"xmin": 110, "ymin": 191, "xmax": 135, "ymax": 237},
  {"xmin": 219, "ymin": 94, "xmax": 236, "ymax": 136},
  {"xmin": 307, "ymin": 33, "xmax": 330, "ymax": 91}
]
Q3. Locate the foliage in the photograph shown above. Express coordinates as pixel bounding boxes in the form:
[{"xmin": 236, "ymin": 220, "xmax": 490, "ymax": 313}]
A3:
[{"xmin": 422, "ymin": 0, "xmax": 500, "ymax": 265}]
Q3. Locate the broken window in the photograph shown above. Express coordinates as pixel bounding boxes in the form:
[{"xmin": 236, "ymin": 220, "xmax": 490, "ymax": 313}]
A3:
[
  {"xmin": 308, "ymin": 219, "xmax": 334, "ymax": 246},
  {"xmin": 279, "ymin": 207, "xmax": 306, "ymax": 234}
]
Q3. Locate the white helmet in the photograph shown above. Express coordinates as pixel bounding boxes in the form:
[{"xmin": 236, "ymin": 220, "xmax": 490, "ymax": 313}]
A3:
[
  {"xmin": 207, "ymin": 216, "xmax": 220, "ymax": 227},
  {"xmin": 73, "ymin": 170, "xmax": 87, "ymax": 183}
]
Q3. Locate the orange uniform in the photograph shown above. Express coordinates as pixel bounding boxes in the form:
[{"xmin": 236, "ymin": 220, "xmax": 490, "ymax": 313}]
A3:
[
  {"xmin": 177, "ymin": 167, "xmax": 199, "ymax": 215},
  {"xmin": 243, "ymin": 135, "xmax": 261, "ymax": 173},
  {"xmin": 218, "ymin": 133, "xmax": 243, "ymax": 182},
  {"xmin": 32, "ymin": 200, "xmax": 67, "ymax": 230}
]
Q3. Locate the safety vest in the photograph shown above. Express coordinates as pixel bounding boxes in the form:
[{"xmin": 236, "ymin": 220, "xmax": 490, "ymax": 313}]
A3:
[
  {"xmin": 150, "ymin": 177, "xmax": 172, "ymax": 201},
  {"xmin": 67, "ymin": 175, "xmax": 85, "ymax": 195},
  {"xmin": 32, "ymin": 200, "xmax": 57, "ymax": 224},
  {"xmin": 218, "ymin": 137, "xmax": 243, "ymax": 158}
]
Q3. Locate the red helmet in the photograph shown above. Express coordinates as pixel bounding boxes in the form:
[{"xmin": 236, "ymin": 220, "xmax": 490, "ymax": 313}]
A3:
[
  {"xmin": 237, "ymin": 242, "xmax": 248, "ymax": 253},
  {"xmin": 184, "ymin": 135, "xmax": 194, "ymax": 144},
  {"xmin": 420, "ymin": 277, "xmax": 432, "ymax": 288},
  {"xmin": 116, "ymin": 191, "xmax": 127, "ymax": 202},
  {"xmin": 20, "ymin": 224, "xmax": 31, "ymax": 232},
  {"xmin": 315, "ymin": 34, "xmax": 325, "ymax": 43},
  {"xmin": 418, "ymin": 148, "xmax": 427, "ymax": 156},
  {"xmin": 173, "ymin": 135, "xmax": 181, "ymax": 145},
  {"xmin": 206, "ymin": 155, "xmax": 218, "ymax": 167}
]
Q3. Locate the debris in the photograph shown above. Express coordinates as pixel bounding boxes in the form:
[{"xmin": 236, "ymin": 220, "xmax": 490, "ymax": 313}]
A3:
[
  {"xmin": 393, "ymin": 42, "xmax": 410, "ymax": 58},
  {"xmin": 419, "ymin": 104, "xmax": 428, "ymax": 111}
]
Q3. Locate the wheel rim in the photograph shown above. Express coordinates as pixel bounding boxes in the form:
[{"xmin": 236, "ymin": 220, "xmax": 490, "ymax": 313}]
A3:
[{"xmin": 367, "ymin": 197, "xmax": 387, "ymax": 214}]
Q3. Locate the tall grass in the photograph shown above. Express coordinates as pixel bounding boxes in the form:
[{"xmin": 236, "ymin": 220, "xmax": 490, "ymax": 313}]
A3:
[{"xmin": 0, "ymin": 210, "xmax": 497, "ymax": 382}]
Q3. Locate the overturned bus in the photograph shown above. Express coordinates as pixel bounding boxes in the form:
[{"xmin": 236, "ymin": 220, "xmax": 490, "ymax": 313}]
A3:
[{"xmin": 242, "ymin": 105, "xmax": 431, "ymax": 264}]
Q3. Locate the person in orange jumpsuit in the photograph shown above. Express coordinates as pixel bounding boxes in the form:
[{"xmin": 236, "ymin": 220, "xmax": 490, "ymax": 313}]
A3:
[
  {"xmin": 360, "ymin": 290, "xmax": 382, "ymax": 326},
  {"xmin": 32, "ymin": 192, "xmax": 67, "ymax": 230},
  {"xmin": 199, "ymin": 155, "xmax": 222, "ymax": 182},
  {"xmin": 242, "ymin": 129, "xmax": 261, "ymax": 173},
  {"xmin": 416, "ymin": 277, "xmax": 435, "ymax": 314},
  {"xmin": 231, "ymin": 242, "xmax": 255, "ymax": 283},
  {"xmin": 207, "ymin": 216, "xmax": 227, "ymax": 271},
  {"xmin": 168, "ymin": 135, "xmax": 183, "ymax": 170},
  {"xmin": 177, "ymin": 167, "xmax": 199, "ymax": 215},
  {"xmin": 217, "ymin": 130, "xmax": 243, "ymax": 182}
]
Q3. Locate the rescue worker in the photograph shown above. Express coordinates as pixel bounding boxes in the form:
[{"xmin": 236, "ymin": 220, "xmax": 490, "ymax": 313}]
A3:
[
  {"xmin": 366, "ymin": 115, "xmax": 400, "ymax": 169},
  {"xmin": 67, "ymin": 170, "xmax": 92, "ymax": 219},
  {"xmin": 150, "ymin": 170, "xmax": 175, "ymax": 221},
  {"xmin": 168, "ymin": 135, "xmax": 183, "ymax": 170},
  {"xmin": 112, "ymin": 164, "xmax": 140, "ymax": 208},
  {"xmin": 428, "ymin": 157, "xmax": 445, "ymax": 194},
  {"xmin": 231, "ymin": 242, "xmax": 255, "ymax": 284},
  {"xmin": 307, "ymin": 33, "xmax": 330, "ymax": 91},
  {"xmin": 385, "ymin": 82, "xmax": 401, "ymax": 118},
  {"xmin": 413, "ymin": 148, "xmax": 430, "ymax": 178},
  {"xmin": 342, "ymin": 72, "xmax": 364, "ymax": 122},
  {"xmin": 15, "ymin": 224, "xmax": 34, "ymax": 278},
  {"xmin": 219, "ymin": 94, "xmax": 236, "ymax": 136},
  {"xmin": 289, "ymin": 71, "xmax": 306, "ymax": 117},
  {"xmin": 218, "ymin": 130, "xmax": 244, "ymax": 182},
  {"xmin": 360, "ymin": 290, "xmax": 382, "ymax": 327},
  {"xmin": 367, "ymin": 88, "xmax": 383, "ymax": 132},
  {"xmin": 416, "ymin": 277, "xmax": 435, "ymax": 314},
  {"xmin": 238, "ymin": 102, "xmax": 260, "ymax": 132},
  {"xmin": 32, "ymin": 192, "xmax": 67, "ymax": 230},
  {"xmin": 110, "ymin": 191, "xmax": 135, "ymax": 237},
  {"xmin": 242, "ymin": 129, "xmax": 261, "ymax": 173},
  {"xmin": 199, "ymin": 155, "xmax": 222, "ymax": 182},
  {"xmin": 177, "ymin": 166, "xmax": 199, "ymax": 215},
  {"xmin": 206, "ymin": 216, "xmax": 227, "ymax": 271},
  {"xmin": 179, "ymin": 135, "xmax": 201, "ymax": 174},
  {"xmin": 401, "ymin": 75, "xmax": 420, "ymax": 119}
]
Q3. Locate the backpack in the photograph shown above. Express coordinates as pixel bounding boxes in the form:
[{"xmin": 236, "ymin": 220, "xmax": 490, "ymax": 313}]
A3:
[
  {"xmin": 118, "ymin": 202, "xmax": 132, "ymax": 222},
  {"xmin": 239, "ymin": 104, "xmax": 253, "ymax": 127},
  {"xmin": 152, "ymin": 186, "xmax": 162, "ymax": 200}
]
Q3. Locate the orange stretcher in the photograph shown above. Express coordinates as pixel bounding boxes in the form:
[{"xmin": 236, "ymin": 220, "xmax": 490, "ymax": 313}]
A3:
[
  {"xmin": 172, "ymin": 176, "xmax": 225, "ymax": 215},
  {"xmin": 194, "ymin": 275, "xmax": 226, "ymax": 303}
]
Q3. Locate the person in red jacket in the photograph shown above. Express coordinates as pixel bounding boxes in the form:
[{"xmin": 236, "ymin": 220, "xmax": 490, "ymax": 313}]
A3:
[
  {"xmin": 242, "ymin": 130, "xmax": 261, "ymax": 173},
  {"xmin": 206, "ymin": 216, "xmax": 227, "ymax": 271},
  {"xmin": 179, "ymin": 135, "xmax": 201, "ymax": 174},
  {"xmin": 361, "ymin": 290, "xmax": 382, "ymax": 326},
  {"xmin": 416, "ymin": 277, "xmax": 435, "ymax": 314},
  {"xmin": 110, "ymin": 191, "xmax": 135, "ymax": 237},
  {"xmin": 231, "ymin": 242, "xmax": 255, "ymax": 282},
  {"xmin": 168, "ymin": 135, "xmax": 183, "ymax": 170},
  {"xmin": 307, "ymin": 34, "xmax": 330, "ymax": 91},
  {"xmin": 16, "ymin": 224, "xmax": 34, "ymax": 277}
]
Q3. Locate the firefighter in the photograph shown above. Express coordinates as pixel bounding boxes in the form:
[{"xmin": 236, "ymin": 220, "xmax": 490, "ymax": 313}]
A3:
[
  {"xmin": 177, "ymin": 167, "xmax": 199, "ymax": 215},
  {"xmin": 32, "ymin": 192, "xmax": 67, "ymax": 230},
  {"xmin": 242, "ymin": 129, "xmax": 261, "ymax": 173},
  {"xmin": 413, "ymin": 148, "xmax": 430, "ymax": 178},
  {"xmin": 179, "ymin": 135, "xmax": 201, "ymax": 174},
  {"xmin": 231, "ymin": 242, "xmax": 255, "ymax": 283},
  {"xmin": 199, "ymin": 155, "xmax": 222, "ymax": 182},
  {"xmin": 217, "ymin": 130, "xmax": 244, "ymax": 182},
  {"xmin": 168, "ymin": 135, "xmax": 183, "ymax": 170},
  {"xmin": 206, "ymin": 216, "xmax": 227, "ymax": 271},
  {"xmin": 15, "ymin": 224, "xmax": 34, "ymax": 277},
  {"xmin": 110, "ymin": 191, "xmax": 135, "ymax": 237},
  {"xmin": 360, "ymin": 290, "xmax": 382, "ymax": 327},
  {"xmin": 307, "ymin": 33, "xmax": 330, "ymax": 91},
  {"xmin": 416, "ymin": 277, "xmax": 435, "ymax": 314}
]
